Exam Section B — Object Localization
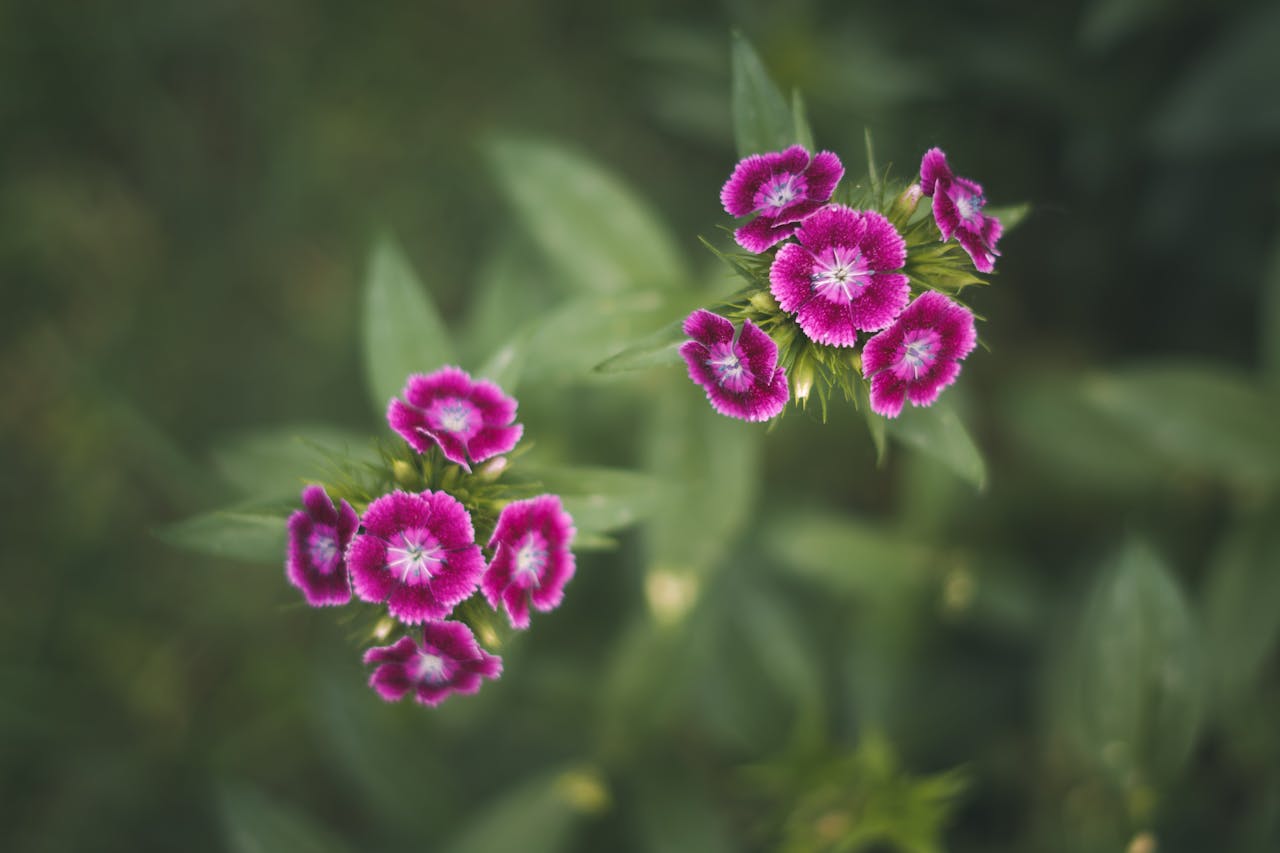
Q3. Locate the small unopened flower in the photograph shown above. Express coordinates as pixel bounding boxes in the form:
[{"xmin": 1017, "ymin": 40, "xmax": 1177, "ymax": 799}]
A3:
[
  {"xmin": 920, "ymin": 148, "xmax": 1002, "ymax": 273},
  {"xmin": 721, "ymin": 145, "xmax": 844, "ymax": 253},
  {"xmin": 286, "ymin": 485, "xmax": 358, "ymax": 607},
  {"xmin": 770, "ymin": 205, "xmax": 910, "ymax": 347},
  {"xmin": 862, "ymin": 291, "xmax": 977, "ymax": 417},
  {"xmin": 363, "ymin": 621, "xmax": 502, "ymax": 707},
  {"xmin": 482, "ymin": 495, "xmax": 576, "ymax": 629},
  {"xmin": 387, "ymin": 366, "xmax": 523, "ymax": 472},
  {"xmin": 347, "ymin": 490, "xmax": 485, "ymax": 624},
  {"xmin": 679, "ymin": 309, "xmax": 789, "ymax": 421}
]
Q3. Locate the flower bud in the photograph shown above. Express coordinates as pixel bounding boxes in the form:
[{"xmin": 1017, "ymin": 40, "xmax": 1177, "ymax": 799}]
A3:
[
  {"xmin": 792, "ymin": 354, "xmax": 816, "ymax": 405},
  {"xmin": 887, "ymin": 182, "xmax": 923, "ymax": 223},
  {"xmin": 392, "ymin": 459, "xmax": 418, "ymax": 489},
  {"xmin": 749, "ymin": 290, "xmax": 780, "ymax": 314},
  {"xmin": 478, "ymin": 455, "xmax": 509, "ymax": 481}
]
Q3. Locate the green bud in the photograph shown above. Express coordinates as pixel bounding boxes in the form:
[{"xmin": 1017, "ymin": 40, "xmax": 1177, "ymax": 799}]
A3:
[
  {"xmin": 749, "ymin": 290, "xmax": 780, "ymax": 314},
  {"xmin": 888, "ymin": 182, "xmax": 923, "ymax": 224},
  {"xmin": 392, "ymin": 459, "xmax": 419, "ymax": 489}
]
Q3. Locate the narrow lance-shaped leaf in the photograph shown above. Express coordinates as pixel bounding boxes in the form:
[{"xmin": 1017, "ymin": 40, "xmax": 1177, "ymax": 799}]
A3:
[
  {"xmin": 362, "ymin": 235, "xmax": 455, "ymax": 414},
  {"xmin": 486, "ymin": 137, "xmax": 687, "ymax": 295},
  {"xmin": 886, "ymin": 402, "xmax": 987, "ymax": 492},
  {"xmin": 444, "ymin": 767, "xmax": 605, "ymax": 853},
  {"xmin": 1072, "ymin": 538, "xmax": 1203, "ymax": 783},
  {"xmin": 791, "ymin": 88, "xmax": 815, "ymax": 151},
  {"xmin": 212, "ymin": 425, "xmax": 378, "ymax": 498},
  {"xmin": 730, "ymin": 31, "xmax": 795, "ymax": 157},
  {"xmin": 594, "ymin": 319, "xmax": 687, "ymax": 374},
  {"xmin": 157, "ymin": 511, "xmax": 288, "ymax": 564},
  {"xmin": 221, "ymin": 786, "xmax": 351, "ymax": 853}
]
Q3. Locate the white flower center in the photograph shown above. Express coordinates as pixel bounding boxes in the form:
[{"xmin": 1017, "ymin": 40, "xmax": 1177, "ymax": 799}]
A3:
[
  {"xmin": 388, "ymin": 529, "xmax": 442, "ymax": 583},
  {"xmin": 811, "ymin": 247, "xmax": 872, "ymax": 303},
  {"xmin": 514, "ymin": 539, "xmax": 547, "ymax": 581},
  {"xmin": 308, "ymin": 531, "xmax": 338, "ymax": 571},
  {"xmin": 437, "ymin": 400, "xmax": 472, "ymax": 433},
  {"xmin": 414, "ymin": 651, "xmax": 448, "ymax": 683},
  {"xmin": 894, "ymin": 330, "xmax": 941, "ymax": 379},
  {"xmin": 706, "ymin": 342, "xmax": 752, "ymax": 392}
]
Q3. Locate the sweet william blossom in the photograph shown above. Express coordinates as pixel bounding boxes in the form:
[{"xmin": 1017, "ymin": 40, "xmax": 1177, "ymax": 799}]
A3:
[
  {"xmin": 721, "ymin": 145, "xmax": 844, "ymax": 253},
  {"xmin": 920, "ymin": 148, "xmax": 1002, "ymax": 274},
  {"xmin": 387, "ymin": 367, "xmax": 522, "ymax": 472},
  {"xmin": 679, "ymin": 309, "xmax": 789, "ymax": 421},
  {"xmin": 364, "ymin": 621, "xmax": 502, "ymax": 707},
  {"xmin": 862, "ymin": 291, "xmax": 977, "ymax": 417},
  {"xmin": 482, "ymin": 495, "xmax": 576, "ymax": 630},
  {"xmin": 286, "ymin": 485, "xmax": 358, "ymax": 607}
]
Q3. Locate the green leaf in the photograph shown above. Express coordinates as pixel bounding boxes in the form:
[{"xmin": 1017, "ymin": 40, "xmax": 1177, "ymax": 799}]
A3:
[
  {"xmin": 985, "ymin": 202, "xmax": 1031, "ymax": 234},
  {"xmin": 521, "ymin": 292, "xmax": 676, "ymax": 384},
  {"xmin": 1081, "ymin": 363, "xmax": 1280, "ymax": 487},
  {"xmin": 731, "ymin": 578, "xmax": 824, "ymax": 724},
  {"xmin": 857, "ymin": 379, "xmax": 888, "ymax": 464},
  {"xmin": 445, "ymin": 768, "xmax": 601, "ymax": 853},
  {"xmin": 645, "ymin": 379, "xmax": 760, "ymax": 577},
  {"xmin": 730, "ymin": 31, "xmax": 795, "ymax": 157},
  {"xmin": 157, "ymin": 511, "xmax": 287, "ymax": 564},
  {"xmin": 1261, "ymin": 235, "xmax": 1280, "ymax": 385},
  {"xmin": 487, "ymin": 137, "xmax": 686, "ymax": 295},
  {"xmin": 1072, "ymin": 539, "xmax": 1204, "ymax": 783},
  {"xmin": 593, "ymin": 319, "xmax": 686, "ymax": 374},
  {"xmin": 1202, "ymin": 506, "xmax": 1280, "ymax": 713},
  {"xmin": 220, "ymin": 786, "xmax": 350, "ymax": 853},
  {"xmin": 767, "ymin": 512, "xmax": 941, "ymax": 599},
  {"xmin": 865, "ymin": 127, "xmax": 881, "ymax": 200},
  {"xmin": 211, "ymin": 424, "xmax": 377, "ymax": 497},
  {"xmin": 362, "ymin": 235, "xmax": 454, "ymax": 413},
  {"xmin": 791, "ymin": 89, "xmax": 814, "ymax": 151},
  {"xmin": 886, "ymin": 403, "xmax": 987, "ymax": 491},
  {"xmin": 514, "ymin": 465, "xmax": 664, "ymax": 537},
  {"xmin": 632, "ymin": 768, "xmax": 733, "ymax": 853},
  {"xmin": 475, "ymin": 336, "xmax": 526, "ymax": 395}
]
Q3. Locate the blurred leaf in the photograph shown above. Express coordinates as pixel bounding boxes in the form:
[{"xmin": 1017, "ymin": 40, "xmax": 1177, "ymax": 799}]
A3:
[
  {"xmin": 1150, "ymin": 3, "xmax": 1280, "ymax": 156},
  {"xmin": 487, "ymin": 137, "xmax": 687, "ymax": 295},
  {"xmin": 986, "ymin": 202, "xmax": 1031, "ymax": 234},
  {"xmin": 444, "ymin": 767, "xmax": 598, "ymax": 853},
  {"xmin": 362, "ymin": 235, "xmax": 455, "ymax": 413},
  {"xmin": 212, "ymin": 424, "xmax": 377, "ymax": 498},
  {"xmin": 593, "ymin": 319, "xmax": 686, "ymax": 374},
  {"xmin": 1000, "ymin": 375, "xmax": 1168, "ymax": 493},
  {"xmin": 1082, "ymin": 364, "xmax": 1280, "ymax": 487},
  {"xmin": 1262, "ymin": 236, "xmax": 1280, "ymax": 384},
  {"xmin": 476, "ymin": 336, "xmax": 526, "ymax": 394},
  {"xmin": 514, "ymin": 465, "xmax": 664, "ymax": 537},
  {"xmin": 462, "ymin": 236, "xmax": 554, "ymax": 370},
  {"xmin": 730, "ymin": 31, "xmax": 795, "ymax": 157},
  {"xmin": 731, "ymin": 577, "xmax": 825, "ymax": 724},
  {"xmin": 221, "ymin": 786, "xmax": 350, "ymax": 853},
  {"xmin": 646, "ymin": 379, "xmax": 761, "ymax": 576},
  {"xmin": 1202, "ymin": 506, "xmax": 1280, "ymax": 713},
  {"xmin": 1072, "ymin": 539, "xmax": 1203, "ymax": 783},
  {"xmin": 522, "ymin": 291, "xmax": 677, "ymax": 384},
  {"xmin": 1080, "ymin": 0, "xmax": 1173, "ymax": 51},
  {"xmin": 886, "ymin": 403, "xmax": 987, "ymax": 491},
  {"xmin": 157, "ymin": 511, "xmax": 286, "ymax": 564},
  {"xmin": 858, "ymin": 379, "xmax": 888, "ymax": 465},
  {"xmin": 767, "ymin": 512, "xmax": 941, "ymax": 599},
  {"xmin": 791, "ymin": 89, "xmax": 814, "ymax": 151}
]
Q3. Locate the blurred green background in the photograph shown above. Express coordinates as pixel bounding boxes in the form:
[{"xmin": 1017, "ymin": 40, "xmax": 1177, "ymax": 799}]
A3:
[{"xmin": 4, "ymin": 0, "xmax": 1280, "ymax": 851}]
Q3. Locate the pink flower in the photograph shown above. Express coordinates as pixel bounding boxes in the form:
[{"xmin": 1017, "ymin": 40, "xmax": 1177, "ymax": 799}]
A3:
[
  {"xmin": 364, "ymin": 621, "xmax": 502, "ymax": 707},
  {"xmin": 720, "ymin": 145, "xmax": 844, "ymax": 253},
  {"xmin": 679, "ymin": 309, "xmax": 789, "ymax": 421},
  {"xmin": 346, "ymin": 490, "xmax": 485, "ymax": 624},
  {"xmin": 387, "ymin": 366, "xmax": 523, "ymax": 472},
  {"xmin": 769, "ymin": 205, "xmax": 911, "ymax": 347},
  {"xmin": 482, "ymin": 495, "xmax": 576, "ymax": 629},
  {"xmin": 286, "ymin": 485, "xmax": 358, "ymax": 607},
  {"xmin": 862, "ymin": 292, "xmax": 977, "ymax": 417},
  {"xmin": 920, "ymin": 148, "xmax": 1002, "ymax": 273}
]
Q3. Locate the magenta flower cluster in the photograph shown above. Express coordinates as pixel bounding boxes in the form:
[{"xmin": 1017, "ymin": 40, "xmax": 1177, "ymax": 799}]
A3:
[
  {"xmin": 682, "ymin": 145, "xmax": 997, "ymax": 421},
  {"xmin": 285, "ymin": 366, "xmax": 576, "ymax": 708}
]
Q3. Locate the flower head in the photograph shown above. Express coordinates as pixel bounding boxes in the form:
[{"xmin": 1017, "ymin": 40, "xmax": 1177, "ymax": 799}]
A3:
[
  {"xmin": 346, "ymin": 490, "xmax": 485, "ymax": 624},
  {"xmin": 679, "ymin": 309, "xmax": 789, "ymax": 421},
  {"xmin": 769, "ymin": 205, "xmax": 911, "ymax": 347},
  {"xmin": 721, "ymin": 145, "xmax": 844, "ymax": 253},
  {"xmin": 919, "ymin": 148, "xmax": 1002, "ymax": 274},
  {"xmin": 387, "ymin": 367, "xmax": 523, "ymax": 472},
  {"xmin": 862, "ymin": 291, "xmax": 977, "ymax": 417},
  {"xmin": 286, "ymin": 485, "xmax": 358, "ymax": 607},
  {"xmin": 363, "ymin": 621, "xmax": 502, "ymax": 707},
  {"xmin": 482, "ymin": 495, "xmax": 576, "ymax": 630}
]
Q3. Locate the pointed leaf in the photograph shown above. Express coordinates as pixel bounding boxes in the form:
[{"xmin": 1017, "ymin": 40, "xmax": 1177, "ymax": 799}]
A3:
[
  {"xmin": 791, "ymin": 89, "xmax": 814, "ymax": 151},
  {"xmin": 513, "ymin": 465, "xmax": 664, "ymax": 537},
  {"xmin": 986, "ymin": 203, "xmax": 1031, "ymax": 234},
  {"xmin": 1202, "ymin": 507, "xmax": 1280, "ymax": 713},
  {"xmin": 362, "ymin": 235, "xmax": 454, "ymax": 413},
  {"xmin": 730, "ymin": 31, "xmax": 795, "ymax": 156},
  {"xmin": 886, "ymin": 403, "xmax": 987, "ymax": 491},
  {"xmin": 212, "ymin": 425, "xmax": 377, "ymax": 498},
  {"xmin": 767, "ymin": 513, "xmax": 941, "ymax": 598},
  {"xmin": 487, "ymin": 138, "xmax": 686, "ymax": 295},
  {"xmin": 157, "ymin": 511, "xmax": 287, "ymax": 564},
  {"xmin": 593, "ymin": 319, "xmax": 687, "ymax": 374},
  {"xmin": 1082, "ymin": 363, "xmax": 1280, "ymax": 487},
  {"xmin": 221, "ymin": 786, "xmax": 350, "ymax": 853},
  {"xmin": 1072, "ymin": 539, "xmax": 1203, "ymax": 783},
  {"xmin": 445, "ymin": 768, "xmax": 600, "ymax": 853}
]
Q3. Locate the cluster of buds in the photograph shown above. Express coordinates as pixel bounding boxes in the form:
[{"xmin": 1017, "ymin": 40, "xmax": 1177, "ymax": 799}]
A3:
[
  {"xmin": 285, "ymin": 367, "xmax": 575, "ymax": 708},
  {"xmin": 682, "ymin": 146, "xmax": 1000, "ymax": 421}
]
